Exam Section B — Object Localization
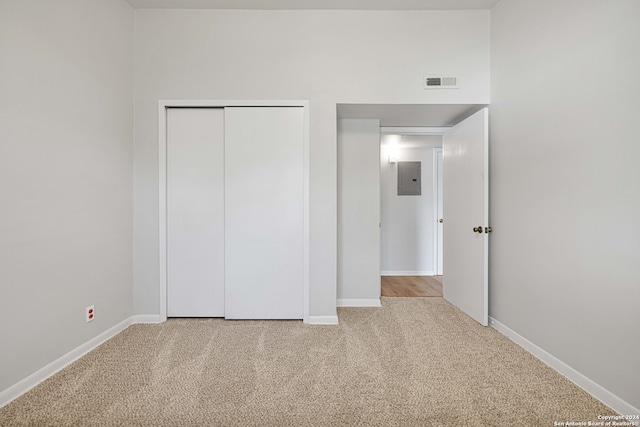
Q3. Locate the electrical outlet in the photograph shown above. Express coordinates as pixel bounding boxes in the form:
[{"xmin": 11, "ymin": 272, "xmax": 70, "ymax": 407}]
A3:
[{"xmin": 86, "ymin": 305, "xmax": 95, "ymax": 323}]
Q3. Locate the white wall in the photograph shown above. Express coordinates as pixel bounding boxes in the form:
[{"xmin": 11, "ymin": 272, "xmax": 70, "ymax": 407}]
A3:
[
  {"xmin": 337, "ymin": 119, "xmax": 380, "ymax": 304},
  {"xmin": 490, "ymin": 0, "xmax": 640, "ymax": 411},
  {"xmin": 0, "ymin": 0, "xmax": 134, "ymax": 393},
  {"xmin": 133, "ymin": 9, "xmax": 490, "ymax": 317},
  {"xmin": 380, "ymin": 136, "xmax": 441, "ymax": 275}
]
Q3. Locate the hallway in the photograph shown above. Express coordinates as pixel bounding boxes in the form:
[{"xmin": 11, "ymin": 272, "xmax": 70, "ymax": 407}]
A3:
[{"xmin": 381, "ymin": 276, "xmax": 443, "ymax": 297}]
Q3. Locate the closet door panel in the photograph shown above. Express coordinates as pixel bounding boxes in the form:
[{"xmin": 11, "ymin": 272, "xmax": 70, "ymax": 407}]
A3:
[
  {"xmin": 167, "ymin": 108, "xmax": 225, "ymax": 317},
  {"xmin": 224, "ymin": 107, "xmax": 304, "ymax": 319}
]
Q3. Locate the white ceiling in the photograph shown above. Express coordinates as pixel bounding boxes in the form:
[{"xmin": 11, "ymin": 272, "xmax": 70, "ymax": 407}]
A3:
[
  {"xmin": 125, "ymin": 0, "xmax": 499, "ymax": 10},
  {"xmin": 337, "ymin": 104, "xmax": 486, "ymax": 127},
  {"xmin": 380, "ymin": 134, "xmax": 442, "ymax": 148}
]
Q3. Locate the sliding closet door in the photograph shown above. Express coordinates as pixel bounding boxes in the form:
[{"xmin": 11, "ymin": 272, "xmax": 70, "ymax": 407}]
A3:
[
  {"xmin": 224, "ymin": 107, "xmax": 304, "ymax": 319},
  {"xmin": 167, "ymin": 108, "xmax": 225, "ymax": 317}
]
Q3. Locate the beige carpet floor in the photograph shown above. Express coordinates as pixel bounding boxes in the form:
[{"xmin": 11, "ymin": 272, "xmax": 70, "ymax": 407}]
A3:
[{"xmin": 0, "ymin": 298, "xmax": 614, "ymax": 426}]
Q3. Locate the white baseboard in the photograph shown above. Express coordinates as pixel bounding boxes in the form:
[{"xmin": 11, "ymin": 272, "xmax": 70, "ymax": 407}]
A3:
[
  {"xmin": 489, "ymin": 317, "xmax": 639, "ymax": 416},
  {"xmin": 132, "ymin": 314, "xmax": 164, "ymax": 324},
  {"xmin": 380, "ymin": 271, "xmax": 434, "ymax": 276},
  {"xmin": 307, "ymin": 315, "xmax": 339, "ymax": 325},
  {"xmin": 337, "ymin": 299, "xmax": 381, "ymax": 307},
  {"xmin": 0, "ymin": 316, "xmax": 133, "ymax": 409}
]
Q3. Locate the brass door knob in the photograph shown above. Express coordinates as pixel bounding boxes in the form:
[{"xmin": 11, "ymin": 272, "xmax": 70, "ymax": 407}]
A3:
[
  {"xmin": 439, "ymin": 218, "xmax": 443, "ymax": 223},
  {"xmin": 473, "ymin": 226, "xmax": 483, "ymax": 233}
]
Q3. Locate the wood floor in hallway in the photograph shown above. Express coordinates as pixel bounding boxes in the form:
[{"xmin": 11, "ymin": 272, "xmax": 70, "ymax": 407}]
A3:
[{"xmin": 381, "ymin": 275, "xmax": 443, "ymax": 297}]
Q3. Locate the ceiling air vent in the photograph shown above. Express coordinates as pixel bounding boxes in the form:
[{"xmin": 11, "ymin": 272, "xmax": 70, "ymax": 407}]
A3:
[{"xmin": 423, "ymin": 75, "xmax": 459, "ymax": 89}]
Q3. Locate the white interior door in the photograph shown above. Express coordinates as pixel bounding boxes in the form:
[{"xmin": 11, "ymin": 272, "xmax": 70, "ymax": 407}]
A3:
[
  {"xmin": 224, "ymin": 107, "xmax": 304, "ymax": 319},
  {"xmin": 442, "ymin": 108, "xmax": 489, "ymax": 326},
  {"xmin": 435, "ymin": 148, "xmax": 444, "ymax": 275},
  {"xmin": 167, "ymin": 108, "xmax": 225, "ymax": 317}
]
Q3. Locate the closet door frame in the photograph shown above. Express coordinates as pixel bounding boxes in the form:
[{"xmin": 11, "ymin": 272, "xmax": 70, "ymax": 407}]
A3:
[{"xmin": 158, "ymin": 100, "xmax": 310, "ymax": 323}]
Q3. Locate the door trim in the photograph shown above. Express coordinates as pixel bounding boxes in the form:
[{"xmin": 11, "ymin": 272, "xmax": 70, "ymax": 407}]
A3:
[{"xmin": 158, "ymin": 99, "xmax": 310, "ymax": 323}]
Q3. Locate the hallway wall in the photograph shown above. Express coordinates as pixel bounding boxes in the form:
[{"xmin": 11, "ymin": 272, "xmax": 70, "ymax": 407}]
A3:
[
  {"xmin": 380, "ymin": 135, "xmax": 442, "ymax": 275},
  {"xmin": 337, "ymin": 119, "xmax": 381, "ymax": 303}
]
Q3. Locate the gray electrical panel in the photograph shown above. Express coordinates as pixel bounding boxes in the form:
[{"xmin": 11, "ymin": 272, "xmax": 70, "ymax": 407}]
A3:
[{"xmin": 398, "ymin": 161, "xmax": 421, "ymax": 195}]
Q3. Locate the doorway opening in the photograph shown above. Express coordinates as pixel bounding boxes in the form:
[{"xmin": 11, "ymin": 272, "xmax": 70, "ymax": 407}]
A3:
[
  {"xmin": 337, "ymin": 103, "xmax": 490, "ymax": 325},
  {"xmin": 379, "ymin": 132, "xmax": 443, "ymax": 298}
]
